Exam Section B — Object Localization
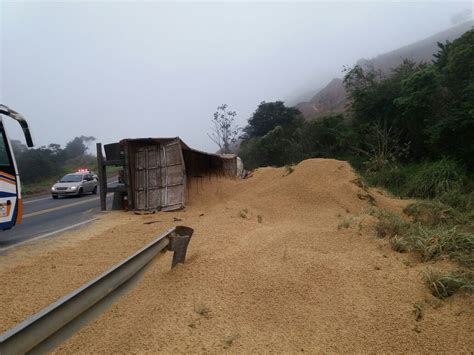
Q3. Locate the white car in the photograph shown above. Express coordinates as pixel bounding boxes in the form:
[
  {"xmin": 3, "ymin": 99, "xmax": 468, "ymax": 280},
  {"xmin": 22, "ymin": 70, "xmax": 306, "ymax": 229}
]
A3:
[{"xmin": 51, "ymin": 172, "xmax": 98, "ymax": 198}]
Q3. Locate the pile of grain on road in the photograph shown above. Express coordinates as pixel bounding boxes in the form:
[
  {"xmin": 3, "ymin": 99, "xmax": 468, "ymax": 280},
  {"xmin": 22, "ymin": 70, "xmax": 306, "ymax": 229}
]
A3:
[
  {"xmin": 1, "ymin": 159, "xmax": 472, "ymax": 353},
  {"xmin": 0, "ymin": 213, "xmax": 166, "ymax": 332}
]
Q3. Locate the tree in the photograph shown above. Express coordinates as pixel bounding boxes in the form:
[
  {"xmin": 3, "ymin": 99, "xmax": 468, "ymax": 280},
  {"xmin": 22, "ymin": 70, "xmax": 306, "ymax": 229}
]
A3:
[
  {"xmin": 10, "ymin": 139, "xmax": 28, "ymax": 156},
  {"xmin": 427, "ymin": 29, "xmax": 474, "ymax": 169},
  {"xmin": 344, "ymin": 60, "xmax": 422, "ymax": 127},
  {"xmin": 239, "ymin": 101, "xmax": 304, "ymax": 168},
  {"xmin": 433, "ymin": 41, "xmax": 451, "ymax": 68},
  {"xmin": 243, "ymin": 101, "xmax": 303, "ymax": 138},
  {"xmin": 239, "ymin": 126, "xmax": 303, "ymax": 169},
  {"xmin": 16, "ymin": 146, "xmax": 63, "ymax": 183},
  {"xmin": 63, "ymin": 135, "xmax": 95, "ymax": 159},
  {"xmin": 301, "ymin": 115, "xmax": 356, "ymax": 158},
  {"xmin": 394, "ymin": 65, "xmax": 443, "ymax": 159},
  {"xmin": 354, "ymin": 123, "xmax": 409, "ymax": 173},
  {"xmin": 344, "ymin": 30, "xmax": 474, "ymax": 169},
  {"xmin": 208, "ymin": 104, "xmax": 240, "ymax": 154},
  {"xmin": 344, "ymin": 60, "xmax": 427, "ymax": 161},
  {"xmin": 13, "ymin": 135, "xmax": 97, "ymax": 185},
  {"xmin": 238, "ymin": 28, "xmax": 474, "ymax": 173}
]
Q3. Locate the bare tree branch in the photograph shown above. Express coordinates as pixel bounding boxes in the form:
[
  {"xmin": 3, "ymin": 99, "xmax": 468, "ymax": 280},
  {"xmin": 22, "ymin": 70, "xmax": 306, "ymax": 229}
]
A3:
[{"xmin": 208, "ymin": 104, "xmax": 240, "ymax": 154}]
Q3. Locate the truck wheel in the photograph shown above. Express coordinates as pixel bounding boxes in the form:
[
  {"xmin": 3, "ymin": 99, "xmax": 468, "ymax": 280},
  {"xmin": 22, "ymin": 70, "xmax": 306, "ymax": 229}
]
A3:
[{"xmin": 92, "ymin": 186, "xmax": 97, "ymax": 195}]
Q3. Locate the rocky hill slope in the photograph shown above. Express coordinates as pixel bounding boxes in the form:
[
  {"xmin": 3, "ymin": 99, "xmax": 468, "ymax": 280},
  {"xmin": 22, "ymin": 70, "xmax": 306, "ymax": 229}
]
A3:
[{"xmin": 296, "ymin": 21, "xmax": 473, "ymax": 119}]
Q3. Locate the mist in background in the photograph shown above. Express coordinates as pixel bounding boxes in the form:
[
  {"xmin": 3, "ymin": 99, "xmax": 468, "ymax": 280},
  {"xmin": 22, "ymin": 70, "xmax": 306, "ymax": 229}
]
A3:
[{"xmin": 0, "ymin": 1, "xmax": 472, "ymax": 152}]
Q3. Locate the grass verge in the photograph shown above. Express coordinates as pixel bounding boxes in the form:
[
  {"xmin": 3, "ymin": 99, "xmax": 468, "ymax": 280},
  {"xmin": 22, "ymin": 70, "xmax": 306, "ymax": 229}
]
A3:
[
  {"xmin": 423, "ymin": 269, "xmax": 474, "ymax": 299},
  {"xmin": 369, "ymin": 203, "xmax": 473, "ymax": 298}
]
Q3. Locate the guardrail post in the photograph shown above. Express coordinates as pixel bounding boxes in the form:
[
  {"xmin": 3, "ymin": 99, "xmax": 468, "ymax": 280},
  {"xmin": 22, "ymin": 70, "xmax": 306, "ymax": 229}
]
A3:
[{"xmin": 168, "ymin": 226, "xmax": 193, "ymax": 268}]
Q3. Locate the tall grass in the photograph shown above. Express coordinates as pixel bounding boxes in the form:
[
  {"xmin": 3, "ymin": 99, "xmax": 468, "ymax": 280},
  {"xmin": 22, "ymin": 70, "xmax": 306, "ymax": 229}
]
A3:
[
  {"xmin": 403, "ymin": 159, "xmax": 465, "ymax": 198},
  {"xmin": 370, "ymin": 195, "xmax": 473, "ymax": 298},
  {"xmin": 404, "ymin": 201, "xmax": 460, "ymax": 226},
  {"xmin": 355, "ymin": 153, "xmax": 474, "ymax": 299},
  {"xmin": 405, "ymin": 225, "xmax": 474, "ymax": 266},
  {"xmin": 372, "ymin": 209, "xmax": 407, "ymax": 238},
  {"xmin": 364, "ymin": 158, "xmax": 469, "ymax": 200},
  {"xmin": 423, "ymin": 269, "xmax": 474, "ymax": 299}
]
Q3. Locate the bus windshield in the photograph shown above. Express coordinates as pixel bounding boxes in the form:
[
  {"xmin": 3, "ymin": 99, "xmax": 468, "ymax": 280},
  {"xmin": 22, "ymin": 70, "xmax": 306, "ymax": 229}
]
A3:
[
  {"xmin": 59, "ymin": 174, "xmax": 83, "ymax": 183},
  {"xmin": 0, "ymin": 127, "xmax": 12, "ymax": 166}
]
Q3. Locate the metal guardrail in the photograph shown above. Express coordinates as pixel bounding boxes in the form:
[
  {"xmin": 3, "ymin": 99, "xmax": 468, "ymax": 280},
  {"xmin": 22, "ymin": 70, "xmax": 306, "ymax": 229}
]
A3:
[{"xmin": 0, "ymin": 226, "xmax": 193, "ymax": 354}]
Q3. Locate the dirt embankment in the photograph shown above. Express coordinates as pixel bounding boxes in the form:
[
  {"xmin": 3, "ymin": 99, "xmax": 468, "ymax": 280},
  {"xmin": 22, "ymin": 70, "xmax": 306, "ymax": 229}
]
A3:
[{"xmin": 1, "ymin": 159, "xmax": 472, "ymax": 353}]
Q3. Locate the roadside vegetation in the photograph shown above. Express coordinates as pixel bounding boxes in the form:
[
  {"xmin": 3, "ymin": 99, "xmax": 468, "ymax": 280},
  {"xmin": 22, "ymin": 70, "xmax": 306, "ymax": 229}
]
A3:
[
  {"xmin": 12, "ymin": 136, "xmax": 97, "ymax": 195},
  {"xmin": 237, "ymin": 29, "xmax": 474, "ymax": 298}
]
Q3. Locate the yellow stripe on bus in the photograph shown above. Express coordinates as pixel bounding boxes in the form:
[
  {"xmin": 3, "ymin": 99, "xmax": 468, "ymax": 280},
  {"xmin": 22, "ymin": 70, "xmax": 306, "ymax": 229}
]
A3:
[
  {"xmin": 16, "ymin": 198, "xmax": 23, "ymax": 225},
  {"xmin": 0, "ymin": 171, "xmax": 15, "ymax": 180}
]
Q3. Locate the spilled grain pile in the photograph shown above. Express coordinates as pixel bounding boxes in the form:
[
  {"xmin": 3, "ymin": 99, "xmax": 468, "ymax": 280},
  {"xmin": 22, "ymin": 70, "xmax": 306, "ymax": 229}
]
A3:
[{"xmin": 0, "ymin": 159, "xmax": 472, "ymax": 353}]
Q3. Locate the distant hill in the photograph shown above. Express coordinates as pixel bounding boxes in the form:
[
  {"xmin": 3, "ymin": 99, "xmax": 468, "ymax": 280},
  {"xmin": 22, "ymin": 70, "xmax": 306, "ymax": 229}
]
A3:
[
  {"xmin": 296, "ymin": 21, "xmax": 474, "ymax": 119},
  {"xmin": 296, "ymin": 78, "xmax": 346, "ymax": 118}
]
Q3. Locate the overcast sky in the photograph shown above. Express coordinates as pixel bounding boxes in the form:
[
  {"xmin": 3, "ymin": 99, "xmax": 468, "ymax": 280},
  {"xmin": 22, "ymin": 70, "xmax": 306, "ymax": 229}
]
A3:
[{"xmin": 0, "ymin": 0, "xmax": 472, "ymax": 152}]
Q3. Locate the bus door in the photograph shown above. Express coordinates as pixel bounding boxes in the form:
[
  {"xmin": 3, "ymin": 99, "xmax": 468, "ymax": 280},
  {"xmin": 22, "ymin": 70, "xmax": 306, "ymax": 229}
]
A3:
[{"xmin": 0, "ymin": 119, "xmax": 20, "ymax": 230}]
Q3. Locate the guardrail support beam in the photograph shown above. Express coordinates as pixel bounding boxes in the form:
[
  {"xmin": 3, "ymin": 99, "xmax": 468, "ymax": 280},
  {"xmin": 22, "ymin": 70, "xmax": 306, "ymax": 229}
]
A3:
[{"xmin": 0, "ymin": 226, "xmax": 194, "ymax": 354}]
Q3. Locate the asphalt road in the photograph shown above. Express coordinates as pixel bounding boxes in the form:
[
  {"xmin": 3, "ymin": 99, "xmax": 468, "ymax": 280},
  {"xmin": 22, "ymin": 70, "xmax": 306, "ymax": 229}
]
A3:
[{"xmin": 0, "ymin": 186, "xmax": 115, "ymax": 251}]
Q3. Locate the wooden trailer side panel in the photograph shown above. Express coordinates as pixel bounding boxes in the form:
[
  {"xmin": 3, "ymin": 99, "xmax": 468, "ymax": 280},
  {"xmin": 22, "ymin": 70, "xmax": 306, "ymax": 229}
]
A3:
[
  {"xmin": 133, "ymin": 145, "xmax": 164, "ymax": 210},
  {"xmin": 132, "ymin": 140, "xmax": 185, "ymax": 211},
  {"xmin": 161, "ymin": 141, "xmax": 186, "ymax": 211}
]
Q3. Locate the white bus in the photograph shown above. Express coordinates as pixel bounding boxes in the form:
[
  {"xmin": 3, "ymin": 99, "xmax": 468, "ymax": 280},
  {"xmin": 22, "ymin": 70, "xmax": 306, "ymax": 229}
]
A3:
[{"xmin": 0, "ymin": 105, "xmax": 34, "ymax": 230}]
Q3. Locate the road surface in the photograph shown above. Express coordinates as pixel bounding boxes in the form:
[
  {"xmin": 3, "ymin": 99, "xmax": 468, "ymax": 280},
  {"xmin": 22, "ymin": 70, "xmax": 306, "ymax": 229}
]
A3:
[{"xmin": 0, "ymin": 187, "xmax": 115, "ymax": 251}]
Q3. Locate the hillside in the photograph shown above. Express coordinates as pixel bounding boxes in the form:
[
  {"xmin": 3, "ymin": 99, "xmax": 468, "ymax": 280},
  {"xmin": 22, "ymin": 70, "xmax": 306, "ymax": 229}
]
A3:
[
  {"xmin": 296, "ymin": 78, "xmax": 346, "ymax": 119},
  {"xmin": 296, "ymin": 21, "xmax": 474, "ymax": 119}
]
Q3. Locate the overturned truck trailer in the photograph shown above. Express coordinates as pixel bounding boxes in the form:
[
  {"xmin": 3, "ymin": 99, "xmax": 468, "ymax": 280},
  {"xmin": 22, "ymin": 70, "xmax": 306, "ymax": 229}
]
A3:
[{"xmin": 97, "ymin": 137, "xmax": 243, "ymax": 212}]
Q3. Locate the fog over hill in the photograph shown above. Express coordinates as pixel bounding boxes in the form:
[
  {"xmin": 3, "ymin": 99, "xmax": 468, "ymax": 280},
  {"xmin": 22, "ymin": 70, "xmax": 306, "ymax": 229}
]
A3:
[{"xmin": 295, "ymin": 20, "xmax": 474, "ymax": 120}]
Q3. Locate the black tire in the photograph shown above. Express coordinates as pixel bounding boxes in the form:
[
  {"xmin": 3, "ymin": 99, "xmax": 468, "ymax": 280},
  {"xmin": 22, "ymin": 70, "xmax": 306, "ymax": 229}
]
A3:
[
  {"xmin": 92, "ymin": 186, "xmax": 97, "ymax": 195},
  {"xmin": 78, "ymin": 188, "xmax": 83, "ymax": 197},
  {"xmin": 52, "ymin": 195, "xmax": 58, "ymax": 199}
]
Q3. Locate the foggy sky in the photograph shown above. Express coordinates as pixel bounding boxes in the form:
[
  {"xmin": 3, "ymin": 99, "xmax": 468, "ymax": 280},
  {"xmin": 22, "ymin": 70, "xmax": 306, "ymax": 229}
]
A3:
[{"xmin": 1, "ymin": 1, "xmax": 471, "ymax": 152}]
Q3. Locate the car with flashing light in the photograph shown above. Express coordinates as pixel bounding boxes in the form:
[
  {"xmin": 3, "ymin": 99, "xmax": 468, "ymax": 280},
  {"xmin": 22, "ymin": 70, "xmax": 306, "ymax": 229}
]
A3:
[
  {"xmin": 51, "ymin": 171, "xmax": 98, "ymax": 199},
  {"xmin": 77, "ymin": 168, "xmax": 98, "ymax": 180}
]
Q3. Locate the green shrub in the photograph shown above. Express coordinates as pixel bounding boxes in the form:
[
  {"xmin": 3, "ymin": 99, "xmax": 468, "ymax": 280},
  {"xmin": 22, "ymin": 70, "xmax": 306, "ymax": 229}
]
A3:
[
  {"xmin": 373, "ymin": 210, "xmax": 407, "ymax": 238},
  {"xmin": 366, "ymin": 165, "xmax": 407, "ymax": 194},
  {"xmin": 404, "ymin": 199, "xmax": 474, "ymax": 234},
  {"xmin": 405, "ymin": 225, "xmax": 474, "ymax": 265},
  {"xmin": 372, "ymin": 206, "xmax": 473, "ymax": 267},
  {"xmin": 423, "ymin": 269, "xmax": 474, "ymax": 299},
  {"xmin": 403, "ymin": 159, "xmax": 465, "ymax": 199},
  {"xmin": 438, "ymin": 190, "xmax": 474, "ymax": 212},
  {"xmin": 404, "ymin": 201, "xmax": 459, "ymax": 227},
  {"xmin": 389, "ymin": 236, "xmax": 408, "ymax": 253}
]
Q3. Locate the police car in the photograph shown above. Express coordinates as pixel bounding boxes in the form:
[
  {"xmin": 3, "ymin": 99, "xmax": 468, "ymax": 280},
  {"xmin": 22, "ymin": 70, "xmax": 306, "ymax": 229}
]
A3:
[{"xmin": 51, "ymin": 169, "xmax": 98, "ymax": 199}]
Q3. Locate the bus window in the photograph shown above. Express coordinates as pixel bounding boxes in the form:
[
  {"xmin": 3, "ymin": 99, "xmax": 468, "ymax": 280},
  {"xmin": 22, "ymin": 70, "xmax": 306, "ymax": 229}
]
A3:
[{"xmin": 0, "ymin": 132, "xmax": 10, "ymax": 166}]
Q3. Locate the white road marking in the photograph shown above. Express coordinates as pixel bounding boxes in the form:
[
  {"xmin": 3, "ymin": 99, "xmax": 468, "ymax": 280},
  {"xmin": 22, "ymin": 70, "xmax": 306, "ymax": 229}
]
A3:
[
  {"xmin": 23, "ymin": 196, "xmax": 51, "ymax": 204},
  {"xmin": 23, "ymin": 196, "xmax": 101, "ymax": 218},
  {"xmin": 0, "ymin": 217, "xmax": 99, "ymax": 252},
  {"xmin": 23, "ymin": 192, "xmax": 114, "ymax": 219}
]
